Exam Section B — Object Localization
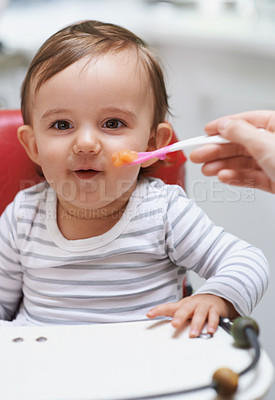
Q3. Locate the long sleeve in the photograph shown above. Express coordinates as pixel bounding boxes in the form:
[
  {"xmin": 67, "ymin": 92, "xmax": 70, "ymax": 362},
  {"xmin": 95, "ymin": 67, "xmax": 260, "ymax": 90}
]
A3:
[
  {"xmin": 165, "ymin": 186, "xmax": 269, "ymax": 316},
  {"xmin": 0, "ymin": 202, "xmax": 23, "ymax": 320}
]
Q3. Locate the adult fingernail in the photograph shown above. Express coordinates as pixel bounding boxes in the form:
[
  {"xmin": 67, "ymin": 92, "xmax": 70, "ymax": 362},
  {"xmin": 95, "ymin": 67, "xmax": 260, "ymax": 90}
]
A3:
[{"xmin": 218, "ymin": 118, "xmax": 231, "ymax": 131}]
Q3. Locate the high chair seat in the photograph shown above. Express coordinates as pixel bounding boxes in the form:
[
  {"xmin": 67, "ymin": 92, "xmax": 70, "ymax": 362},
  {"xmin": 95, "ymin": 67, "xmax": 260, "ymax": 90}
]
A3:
[{"xmin": 0, "ymin": 109, "xmax": 186, "ymax": 215}]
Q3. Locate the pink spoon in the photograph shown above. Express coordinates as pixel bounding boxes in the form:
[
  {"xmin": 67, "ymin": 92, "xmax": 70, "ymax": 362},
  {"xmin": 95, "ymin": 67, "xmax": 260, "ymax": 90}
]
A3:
[{"xmin": 112, "ymin": 135, "xmax": 229, "ymax": 167}]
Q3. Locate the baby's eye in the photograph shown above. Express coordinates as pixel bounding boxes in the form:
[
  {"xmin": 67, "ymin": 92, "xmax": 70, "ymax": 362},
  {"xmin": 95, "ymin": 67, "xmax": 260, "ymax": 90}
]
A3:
[
  {"xmin": 51, "ymin": 120, "xmax": 73, "ymax": 130},
  {"xmin": 103, "ymin": 119, "xmax": 124, "ymax": 129}
]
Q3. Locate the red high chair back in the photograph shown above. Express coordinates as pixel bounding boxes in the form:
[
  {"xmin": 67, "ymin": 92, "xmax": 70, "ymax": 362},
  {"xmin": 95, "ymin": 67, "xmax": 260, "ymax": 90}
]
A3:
[{"xmin": 0, "ymin": 109, "xmax": 186, "ymax": 215}]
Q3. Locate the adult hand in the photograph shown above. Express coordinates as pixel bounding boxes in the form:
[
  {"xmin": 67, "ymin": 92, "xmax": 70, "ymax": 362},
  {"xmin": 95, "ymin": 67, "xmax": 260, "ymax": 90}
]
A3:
[{"xmin": 190, "ymin": 110, "xmax": 275, "ymax": 193}]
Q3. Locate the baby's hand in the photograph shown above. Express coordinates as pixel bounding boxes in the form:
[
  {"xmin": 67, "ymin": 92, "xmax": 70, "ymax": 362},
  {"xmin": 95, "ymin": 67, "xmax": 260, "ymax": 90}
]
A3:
[{"xmin": 146, "ymin": 294, "xmax": 238, "ymax": 337}]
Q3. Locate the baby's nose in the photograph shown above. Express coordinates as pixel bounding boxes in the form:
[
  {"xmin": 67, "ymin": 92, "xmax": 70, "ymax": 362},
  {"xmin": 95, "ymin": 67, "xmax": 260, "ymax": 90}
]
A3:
[{"xmin": 73, "ymin": 128, "xmax": 101, "ymax": 155}]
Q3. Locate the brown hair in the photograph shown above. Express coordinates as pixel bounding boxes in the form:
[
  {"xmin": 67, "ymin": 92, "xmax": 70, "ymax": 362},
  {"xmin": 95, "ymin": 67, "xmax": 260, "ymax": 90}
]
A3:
[{"xmin": 21, "ymin": 20, "xmax": 169, "ymax": 128}]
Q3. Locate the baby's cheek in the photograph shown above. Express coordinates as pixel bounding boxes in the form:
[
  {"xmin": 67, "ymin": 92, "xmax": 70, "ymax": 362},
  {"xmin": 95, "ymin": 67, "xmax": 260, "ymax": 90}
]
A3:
[{"xmin": 112, "ymin": 150, "xmax": 138, "ymax": 166}]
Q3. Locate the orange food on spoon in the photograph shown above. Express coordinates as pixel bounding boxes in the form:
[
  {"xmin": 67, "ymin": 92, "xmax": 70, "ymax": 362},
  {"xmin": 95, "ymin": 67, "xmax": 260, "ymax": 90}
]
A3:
[{"xmin": 112, "ymin": 149, "xmax": 138, "ymax": 167}]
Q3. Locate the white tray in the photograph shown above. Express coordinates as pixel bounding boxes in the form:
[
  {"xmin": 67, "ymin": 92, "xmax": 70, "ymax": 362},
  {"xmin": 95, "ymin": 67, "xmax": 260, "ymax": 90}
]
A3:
[{"xmin": 0, "ymin": 320, "xmax": 273, "ymax": 400}]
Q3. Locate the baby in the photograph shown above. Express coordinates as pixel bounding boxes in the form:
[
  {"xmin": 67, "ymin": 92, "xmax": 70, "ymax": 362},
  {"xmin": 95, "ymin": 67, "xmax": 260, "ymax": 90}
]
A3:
[{"xmin": 0, "ymin": 20, "xmax": 269, "ymax": 336}]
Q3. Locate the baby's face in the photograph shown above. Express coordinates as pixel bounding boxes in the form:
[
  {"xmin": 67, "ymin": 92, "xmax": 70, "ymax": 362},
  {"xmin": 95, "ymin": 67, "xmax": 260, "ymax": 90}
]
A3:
[{"xmin": 28, "ymin": 51, "xmax": 155, "ymax": 214}]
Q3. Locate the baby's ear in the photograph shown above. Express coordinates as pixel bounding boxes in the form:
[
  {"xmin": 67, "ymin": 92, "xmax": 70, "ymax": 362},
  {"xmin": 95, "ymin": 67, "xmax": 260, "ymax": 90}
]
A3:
[
  {"xmin": 17, "ymin": 125, "xmax": 41, "ymax": 166},
  {"xmin": 141, "ymin": 122, "xmax": 173, "ymax": 168}
]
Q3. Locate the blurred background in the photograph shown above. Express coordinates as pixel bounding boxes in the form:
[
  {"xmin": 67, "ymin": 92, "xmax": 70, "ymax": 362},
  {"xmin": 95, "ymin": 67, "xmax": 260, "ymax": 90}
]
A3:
[{"xmin": 0, "ymin": 0, "xmax": 275, "ymax": 398}]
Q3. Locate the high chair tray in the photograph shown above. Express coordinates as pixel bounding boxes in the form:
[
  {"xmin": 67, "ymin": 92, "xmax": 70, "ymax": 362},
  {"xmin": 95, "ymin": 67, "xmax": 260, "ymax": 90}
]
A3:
[{"xmin": 0, "ymin": 320, "xmax": 273, "ymax": 400}]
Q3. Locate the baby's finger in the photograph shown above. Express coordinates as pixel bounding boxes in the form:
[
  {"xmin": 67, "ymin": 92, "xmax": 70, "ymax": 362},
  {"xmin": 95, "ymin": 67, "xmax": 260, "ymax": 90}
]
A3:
[
  {"xmin": 146, "ymin": 302, "xmax": 178, "ymax": 318},
  {"xmin": 207, "ymin": 308, "xmax": 220, "ymax": 334},
  {"xmin": 170, "ymin": 304, "xmax": 194, "ymax": 329},
  {"xmin": 189, "ymin": 307, "xmax": 208, "ymax": 338}
]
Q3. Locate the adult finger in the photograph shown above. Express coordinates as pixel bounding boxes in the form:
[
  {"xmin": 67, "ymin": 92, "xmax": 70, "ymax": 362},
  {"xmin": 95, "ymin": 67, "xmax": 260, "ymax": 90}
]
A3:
[
  {"xmin": 190, "ymin": 142, "xmax": 245, "ymax": 164},
  {"xmin": 217, "ymin": 169, "xmax": 275, "ymax": 193},
  {"xmin": 205, "ymin": 110, "xmax": 275, "ymax": 135},
  {"xmin": 217, "ymin": 120, "xmax": 275, "ymax": 171},
  {"xmin": 201, "ymin": 155, "xmax": 258, "ymax": 176}
]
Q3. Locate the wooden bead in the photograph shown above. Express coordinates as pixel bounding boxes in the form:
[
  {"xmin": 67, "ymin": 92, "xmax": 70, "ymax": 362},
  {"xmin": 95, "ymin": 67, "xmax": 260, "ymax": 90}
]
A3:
[{"xmin": 212, "ymin": 367, "xmax": 239, "ymax": 397}]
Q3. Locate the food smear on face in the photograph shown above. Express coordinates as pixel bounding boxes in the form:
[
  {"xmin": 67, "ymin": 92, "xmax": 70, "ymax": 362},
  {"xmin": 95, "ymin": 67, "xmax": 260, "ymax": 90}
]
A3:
[{"xmin": 112, "ymin": 150, "xmax": 139, "ymax": 167}]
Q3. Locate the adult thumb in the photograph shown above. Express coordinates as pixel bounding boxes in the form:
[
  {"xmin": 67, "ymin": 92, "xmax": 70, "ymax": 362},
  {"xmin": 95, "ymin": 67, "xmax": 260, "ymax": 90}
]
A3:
[{"xmin": 218, "ymin": 118, "xmax": 272, "ymax": 161}]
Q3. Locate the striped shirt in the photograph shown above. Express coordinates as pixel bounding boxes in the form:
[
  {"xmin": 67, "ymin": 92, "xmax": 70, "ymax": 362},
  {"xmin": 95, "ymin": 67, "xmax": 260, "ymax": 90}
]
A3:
[{"xmin": 0, "ymin": 178, "xmax": 269, "ymax": 326}]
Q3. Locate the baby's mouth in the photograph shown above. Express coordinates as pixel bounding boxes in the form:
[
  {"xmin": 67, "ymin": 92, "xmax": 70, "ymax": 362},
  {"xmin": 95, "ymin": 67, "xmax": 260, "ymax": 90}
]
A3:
[{"xmin": 74, "ymin": 169, "xmax": 100, "ymax": 180}]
